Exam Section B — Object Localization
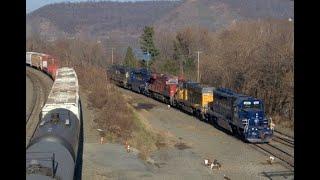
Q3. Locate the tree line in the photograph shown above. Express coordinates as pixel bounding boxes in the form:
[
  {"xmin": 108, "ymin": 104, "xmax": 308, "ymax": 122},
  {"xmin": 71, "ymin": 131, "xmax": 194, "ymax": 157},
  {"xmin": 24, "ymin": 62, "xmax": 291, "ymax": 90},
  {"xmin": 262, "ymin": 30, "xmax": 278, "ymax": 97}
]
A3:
[
  {"xmin": 26, "ymin": 18, "xmax": 293, "ymax": 128},
  {"xmin": 151, "ymin": 19, "xmax": 294, "ymax": 127}
]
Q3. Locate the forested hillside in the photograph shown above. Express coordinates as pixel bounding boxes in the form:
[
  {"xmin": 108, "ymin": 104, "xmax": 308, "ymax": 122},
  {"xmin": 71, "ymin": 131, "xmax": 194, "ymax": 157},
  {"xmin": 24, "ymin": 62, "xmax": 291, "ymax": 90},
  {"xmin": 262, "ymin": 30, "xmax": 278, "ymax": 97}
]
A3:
[{"xmin": 27, "ymin": 0, "xmax": 293, "ymax": 44}]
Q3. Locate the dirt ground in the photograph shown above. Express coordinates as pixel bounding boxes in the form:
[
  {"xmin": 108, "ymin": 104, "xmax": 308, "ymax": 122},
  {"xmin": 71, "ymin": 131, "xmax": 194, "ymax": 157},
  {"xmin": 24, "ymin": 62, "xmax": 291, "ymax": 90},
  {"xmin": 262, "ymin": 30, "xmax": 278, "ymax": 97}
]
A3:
[
  {"xmin": 26, "ymin": 67, "xmax": 53, "ymax": 145},
  {"xmin": 80, "ymin": 88, "xmax": 294, "ymax": 180}
]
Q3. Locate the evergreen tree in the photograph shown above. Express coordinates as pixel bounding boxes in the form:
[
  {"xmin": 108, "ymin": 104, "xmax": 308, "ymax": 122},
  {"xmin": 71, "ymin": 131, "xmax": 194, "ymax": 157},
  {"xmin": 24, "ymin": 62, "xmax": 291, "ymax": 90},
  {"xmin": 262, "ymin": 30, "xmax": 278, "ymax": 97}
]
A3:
[
  {"xmin": 140, "ymin": 26, "xmax": 159, "ymax": 61},
  {"xmin": 124, "ymin": 46, "xmax": 137, "ymax": 68}
]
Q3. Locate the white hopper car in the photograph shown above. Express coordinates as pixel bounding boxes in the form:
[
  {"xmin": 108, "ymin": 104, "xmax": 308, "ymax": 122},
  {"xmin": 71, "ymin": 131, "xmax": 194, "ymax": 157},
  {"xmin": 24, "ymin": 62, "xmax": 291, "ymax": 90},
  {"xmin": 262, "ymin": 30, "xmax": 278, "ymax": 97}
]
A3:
[{"xmin": 41, "ymin": 67, "xmax": 80, "ymax": 120}]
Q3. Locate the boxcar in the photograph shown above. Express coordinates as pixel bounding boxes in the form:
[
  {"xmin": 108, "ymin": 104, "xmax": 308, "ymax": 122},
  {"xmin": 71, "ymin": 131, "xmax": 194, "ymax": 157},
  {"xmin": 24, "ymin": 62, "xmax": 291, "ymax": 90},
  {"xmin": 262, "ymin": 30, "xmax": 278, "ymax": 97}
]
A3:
[{"xmin": 30, "ymin": 53, "xmax": 43, "ymax": 69}]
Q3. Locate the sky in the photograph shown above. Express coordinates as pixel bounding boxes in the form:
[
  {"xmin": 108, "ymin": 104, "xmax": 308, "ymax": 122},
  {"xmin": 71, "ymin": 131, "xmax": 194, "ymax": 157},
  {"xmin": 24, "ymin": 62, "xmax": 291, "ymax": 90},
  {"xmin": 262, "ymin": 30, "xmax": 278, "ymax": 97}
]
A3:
[{"xmin": 26, "ymin": 0, "xmax": 150, "ymax": 13}]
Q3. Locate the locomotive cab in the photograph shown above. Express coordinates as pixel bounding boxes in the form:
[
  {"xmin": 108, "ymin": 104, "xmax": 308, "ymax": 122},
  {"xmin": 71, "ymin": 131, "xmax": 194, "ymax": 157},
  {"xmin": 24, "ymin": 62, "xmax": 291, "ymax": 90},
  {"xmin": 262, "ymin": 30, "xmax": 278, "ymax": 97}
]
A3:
[{"xmin": 236, "ymin": 99, "xmax": 273, "ymax": 143}]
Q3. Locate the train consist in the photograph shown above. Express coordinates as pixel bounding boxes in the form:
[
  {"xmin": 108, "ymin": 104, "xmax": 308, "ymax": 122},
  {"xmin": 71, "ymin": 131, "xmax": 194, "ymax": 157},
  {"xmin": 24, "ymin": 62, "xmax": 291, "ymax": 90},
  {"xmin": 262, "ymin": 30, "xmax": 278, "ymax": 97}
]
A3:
[
  {"xmin": 26, "ymin": 67, "xmax": 81, "ymax": 180},
  {"xmin": 107, "ymin": 65, "xmax": 273, "ymax": 143},
  {"xmin": 26, "ymin": 52, "xmax": 59, "ymax": 79}
]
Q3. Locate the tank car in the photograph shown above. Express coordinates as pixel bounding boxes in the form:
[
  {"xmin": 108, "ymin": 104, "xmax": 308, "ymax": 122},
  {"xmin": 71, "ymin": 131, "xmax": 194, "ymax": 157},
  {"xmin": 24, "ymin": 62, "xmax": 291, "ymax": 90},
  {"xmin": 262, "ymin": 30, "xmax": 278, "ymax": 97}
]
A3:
[
  {"xmin": 206, "ymin": 88, "xmax": 273, "ymax": 143},
  {"xmin": 26, "ymin": 108, "xmax": 80, "ymax": 180}
]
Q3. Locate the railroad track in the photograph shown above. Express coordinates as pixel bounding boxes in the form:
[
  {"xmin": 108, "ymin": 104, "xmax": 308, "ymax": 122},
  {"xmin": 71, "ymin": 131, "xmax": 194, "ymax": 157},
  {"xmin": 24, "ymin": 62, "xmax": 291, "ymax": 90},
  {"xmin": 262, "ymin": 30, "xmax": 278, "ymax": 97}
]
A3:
[
  {"xmin": 273, "ymin": 131, "xmax": 294, "ymax": 148},
  {"xmin": 274, "ymin": 130, "xmax": 294, "ymax": 144},
  {"xmin": 254, "ymin": 142, "xmax": 294, "ymax": 169},
  {"xmin": 250, "ymin": 131, "xmax": 294, "ymax": 171},
  {"xmin": 26, "ymin": 67, "xmax": 52, "ymax": 147}
]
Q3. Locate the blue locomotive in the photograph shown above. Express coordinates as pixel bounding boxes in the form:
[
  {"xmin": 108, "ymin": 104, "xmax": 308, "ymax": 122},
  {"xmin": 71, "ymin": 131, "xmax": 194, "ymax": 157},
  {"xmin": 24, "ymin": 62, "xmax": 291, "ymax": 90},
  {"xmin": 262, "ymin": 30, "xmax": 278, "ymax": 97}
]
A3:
[
  {"xmin": 128, "ymin": 67, "xmax": 152, "ymax": 94},
  {"xmin": 206, "ymin": 88, "xmax": 273, "ymax": 143}
]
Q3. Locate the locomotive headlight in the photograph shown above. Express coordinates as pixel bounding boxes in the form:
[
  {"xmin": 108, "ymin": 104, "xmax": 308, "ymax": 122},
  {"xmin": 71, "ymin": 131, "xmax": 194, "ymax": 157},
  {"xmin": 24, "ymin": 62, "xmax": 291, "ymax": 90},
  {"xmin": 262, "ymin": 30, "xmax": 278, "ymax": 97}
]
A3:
[{"xmin": 242, "ymin": 118, "xmax": 248, "ymax": 123}]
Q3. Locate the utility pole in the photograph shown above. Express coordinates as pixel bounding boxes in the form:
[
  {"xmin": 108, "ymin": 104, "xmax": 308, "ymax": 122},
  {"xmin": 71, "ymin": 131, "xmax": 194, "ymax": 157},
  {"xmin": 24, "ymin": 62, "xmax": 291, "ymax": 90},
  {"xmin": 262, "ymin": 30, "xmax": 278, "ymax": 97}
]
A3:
[
  {"xmin": 111, "ymin": 48, "xmax": 114, "ymax": 65},
  {"xmin": 196, "ymin": 51, "xmax": 202, "ymax": 83}
]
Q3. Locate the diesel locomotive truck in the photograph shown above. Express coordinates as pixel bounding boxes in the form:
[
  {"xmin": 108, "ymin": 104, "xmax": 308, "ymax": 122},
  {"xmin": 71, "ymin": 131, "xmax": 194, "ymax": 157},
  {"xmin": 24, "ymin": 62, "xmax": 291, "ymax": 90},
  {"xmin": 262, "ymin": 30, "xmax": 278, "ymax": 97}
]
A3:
[{"xmin": 206, "ymin": 88, "xmax": 273, "ymax": 143}]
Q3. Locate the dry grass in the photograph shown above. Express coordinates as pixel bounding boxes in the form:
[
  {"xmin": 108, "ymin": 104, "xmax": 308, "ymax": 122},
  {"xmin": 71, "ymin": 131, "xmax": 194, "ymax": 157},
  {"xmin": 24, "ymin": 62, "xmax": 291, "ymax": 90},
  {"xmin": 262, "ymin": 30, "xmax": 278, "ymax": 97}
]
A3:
[
  {"xmin": 272, "ymin": 115, "xmax": 294, "ymax": 130},
  {"xmin": 27, "ymin": 35, "xmax": 166, "ymax": 160},
  {"xmin": 74, "ymin": 64, "xmax": 165, "ymax": 159},
  {"xmin": 127, "ymin": 112, "xmax": 165, "ymax": 160}
]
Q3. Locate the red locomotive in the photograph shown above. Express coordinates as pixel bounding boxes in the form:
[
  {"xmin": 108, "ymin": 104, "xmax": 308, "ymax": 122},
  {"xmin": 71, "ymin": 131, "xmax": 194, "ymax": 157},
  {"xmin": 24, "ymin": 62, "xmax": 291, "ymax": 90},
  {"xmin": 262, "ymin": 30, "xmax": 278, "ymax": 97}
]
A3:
[{"xmin": 148, "ymin": 73, "xmax": 178, "ymax": 105}]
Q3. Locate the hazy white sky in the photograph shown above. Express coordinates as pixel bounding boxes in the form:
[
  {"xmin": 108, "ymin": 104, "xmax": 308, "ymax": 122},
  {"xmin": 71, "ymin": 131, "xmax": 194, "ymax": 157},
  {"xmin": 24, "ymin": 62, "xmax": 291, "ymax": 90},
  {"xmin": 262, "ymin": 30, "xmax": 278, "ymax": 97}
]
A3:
[{"xmin": 26, "ymin": 0, "xmax": 150, "ymax": 13}]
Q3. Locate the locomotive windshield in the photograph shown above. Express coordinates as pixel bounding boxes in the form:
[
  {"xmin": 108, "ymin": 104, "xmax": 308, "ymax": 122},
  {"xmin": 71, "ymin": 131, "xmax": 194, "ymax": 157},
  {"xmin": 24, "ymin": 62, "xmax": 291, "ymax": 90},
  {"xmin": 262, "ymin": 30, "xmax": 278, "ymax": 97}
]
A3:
[{"xmin": 242, "ymin": 100, "xmax": 263, "ymax": 109}]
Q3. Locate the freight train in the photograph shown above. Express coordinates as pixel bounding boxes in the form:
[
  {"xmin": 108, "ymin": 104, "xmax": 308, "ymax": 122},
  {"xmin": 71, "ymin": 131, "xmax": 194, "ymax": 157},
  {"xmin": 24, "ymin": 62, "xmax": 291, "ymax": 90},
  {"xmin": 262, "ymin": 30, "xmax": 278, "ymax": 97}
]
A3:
[
  {"xmin": 26, "ymin": 52, "xmax": 59, "ymax": 79},
  {"xmin": 107, "ymin": 65, "xmax": 273, "ymax": 143},
  {"xmin": 26, "ymin": 67, "xmax": 81, "ymax": 180}
]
